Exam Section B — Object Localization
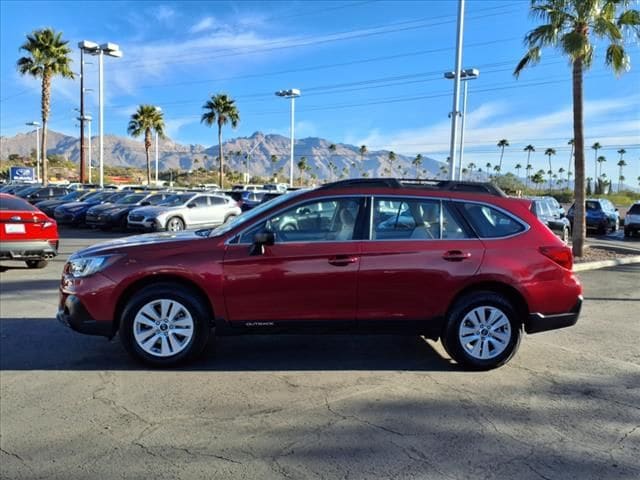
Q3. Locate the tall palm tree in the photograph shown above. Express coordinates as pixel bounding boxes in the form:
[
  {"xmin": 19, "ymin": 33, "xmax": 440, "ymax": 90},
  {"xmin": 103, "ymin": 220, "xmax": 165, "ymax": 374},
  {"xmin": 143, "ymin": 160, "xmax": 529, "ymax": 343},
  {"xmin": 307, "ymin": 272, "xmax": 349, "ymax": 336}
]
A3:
[
  {"xmin": 544, "ymin": 148, "xmax": 556, "ymax": 192},
  {"xmin": 359, "ymin": 145, "xmax": 367, "ymax": 177},
  {"xmin": 558, "ymin": 167, "xmax": 566, "ymax": 188},
  {"xmin": 567, "ymin": 138, "xmax": 574, "ymax": 184},
  {"xmin": 127, "ymin": 105, "xmax": 165, "ymax": 185},
  {"xmin": 413, "ymin": 154, "xmax": 423, "ymax": 178},
  {"xmin": 514, "ymin": 0, "xmax": 638, "ymax": 257},
  {"xmin": 497, "ymin": 139, "xmax": 509, "ymax": 174},
  {"xmin": 617, "ymin": 157, "xmax": 627, "ymax": 192},
  {"xmin": 515, "ymin": 163, "xmax": 523, "ymax": 179},
  {"xmin": 201, "ymin": 93, "xmax": 240, "ymax": 188},
  {"xmin": 467, "ymin": 162, "xmax": 476, "ymax": 176},
  {"xmin": 297, "ymin": 157, "xmax": 308, "ymax": 185},
  {"xmin": 461, "ymin": 167, "xmax": 469, "ymax": 179},
  {"xmin": 592, "ymin": 142, "xmax": 602, "ymax": 180},
  {"xmin": 270, "ymin": 154, "xmax": 278, "ymax": 180},
  {"xmin": 523, "ymin": 145, "xmax": 535, "ymax": 190},
  {"xmin": 328, "ymin": 143, "xmax": 337, "ymax": 181},
  {"xmin": 17, "ymin": 28, "xmax": 74, "ymax": 186},
  {"xmin": 597, "ymin": 155, "xmax": 607, "ymax": 182}
]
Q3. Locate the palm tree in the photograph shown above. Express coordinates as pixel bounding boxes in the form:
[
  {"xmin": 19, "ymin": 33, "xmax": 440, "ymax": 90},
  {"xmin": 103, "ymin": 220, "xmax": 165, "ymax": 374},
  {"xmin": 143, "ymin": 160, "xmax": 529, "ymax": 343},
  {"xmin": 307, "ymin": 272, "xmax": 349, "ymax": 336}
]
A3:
[
  {"xmin": 387, "ymin": 151, "xmax": 396, "ymax": 177},
  {"xmin": 328, "ymin": 143, "xmax": 337, "ymax": 181},
  {"xmin": 461, "ymin": 167, "xmax": 469, "ymax": 179},
  {"xmin": 17, "ymin": 28, "xmax": 74, "ymax": 186},
  {"xmin": 412, "ymin": 154, "xmax": 423, "ymax": 178},
  {"xmin": 467, "ymin": 162, "xmax": 476, "ymax": 176},
  {"xmin": 523, "ymin": 145, "xmax": 535, "ymax": 190},
  {"xmin": 558, "ymin": 167, "xmax": 566, "ymax": 188},
  {"xmin": 270, "ymin": 154, "xmax": 278, "ymax": 180},
  {"xmin": 592, "ymin": 142, "xmax": 602, "ymax": 180},
  {"xmin": 514, "ymin": 1, "xmax": 638, "ymax": 257},
  {"xmin": 515, "ymin": 163, "xmax": 523, "ymax": 179},
  {"xmin": 127, "ymin": 105, "xmax": 165, "ymax": 185},
  {"xmin": 567, "ymin": 138, "xmax": 574, "ymax": 184},
  {"xmin": 359, "ymin": 145, "xmax": 367, "ymax": 177},
  {"xmin": 497, "ymin": 139, "xmax": 509, "ymax": 174},
  {"xmin": 297, "ymin": 156, "xmax": 308, "ymax": 185},
  {"xmin": 617, "ymin": 156, "xmax": 627, "ymax": 192},
  {"xmin": 544, "ymin": 148, "xmax": 556, "ymax": 192},
  {"xmin": 485, "ymin": 162, "xmax": 492, "ymax": 180},
  {"xmin": 201, "ymin": 93, "xmax": 240, "ymax": 188}
]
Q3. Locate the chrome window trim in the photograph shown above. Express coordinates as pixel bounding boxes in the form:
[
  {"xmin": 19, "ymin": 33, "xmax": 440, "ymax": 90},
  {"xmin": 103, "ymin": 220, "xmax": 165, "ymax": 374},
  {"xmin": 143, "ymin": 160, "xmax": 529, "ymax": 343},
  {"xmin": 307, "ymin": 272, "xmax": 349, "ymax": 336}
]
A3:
[{"xmin": 226, "ymin": 194, "xmax": 366, "ymax": 246}]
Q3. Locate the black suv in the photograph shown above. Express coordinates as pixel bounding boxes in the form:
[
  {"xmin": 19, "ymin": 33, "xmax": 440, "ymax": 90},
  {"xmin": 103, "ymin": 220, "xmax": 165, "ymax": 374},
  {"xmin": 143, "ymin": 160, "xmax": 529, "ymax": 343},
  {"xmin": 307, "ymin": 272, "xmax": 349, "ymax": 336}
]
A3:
[{"xmin": 529, "ymin": 197, "xmax": 571, "ymax": 243}]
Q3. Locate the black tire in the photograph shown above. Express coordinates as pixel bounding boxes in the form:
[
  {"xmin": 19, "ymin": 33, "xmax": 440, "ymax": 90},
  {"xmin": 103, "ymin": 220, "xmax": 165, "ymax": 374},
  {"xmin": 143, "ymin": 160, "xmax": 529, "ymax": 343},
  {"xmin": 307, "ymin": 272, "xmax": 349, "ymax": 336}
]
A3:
[
  {"xmin": 119, "ymin": 283, "xmax": 211, "ymax": 367},
  {"xmin": 624, "ymin": 229, "xmax": 631, "ymax": 238},
  {"xmin": 25, "ymin": 259, "xmax": 48, "ymax": 269},
  {"xmin": 223, "ymin": 214, "xmax": 236, "ymax": 224},
  {"xmin": 166, "ymin": 216, "xmax": 185, "ymax": 232},
  {"xmin": 612, "ymin": 218, "xmax": 619, "ymax": 233},
  {"xmin": 597, "ymin": 223, "xmax": 607, "ymax": 235},
  {"xmin": 442, "ymin": 291, "xmax": 522, "ymax": 370},
  {"xmin": 561, "ymin": 226, "xmax": 570, "ymax": 244}
]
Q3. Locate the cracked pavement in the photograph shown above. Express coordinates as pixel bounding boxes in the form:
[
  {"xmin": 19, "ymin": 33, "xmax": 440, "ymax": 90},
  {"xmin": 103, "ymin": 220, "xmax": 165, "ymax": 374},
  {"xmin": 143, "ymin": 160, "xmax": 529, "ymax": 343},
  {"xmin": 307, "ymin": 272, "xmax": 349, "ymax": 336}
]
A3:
[{"xmin": 1, "ymin": 231, "xmax": 639, "ymax": 479}]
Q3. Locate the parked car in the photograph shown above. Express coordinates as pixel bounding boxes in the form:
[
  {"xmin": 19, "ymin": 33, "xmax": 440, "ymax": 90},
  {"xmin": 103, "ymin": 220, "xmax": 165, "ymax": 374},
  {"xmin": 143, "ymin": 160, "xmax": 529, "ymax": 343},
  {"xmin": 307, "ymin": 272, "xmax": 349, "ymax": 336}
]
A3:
[
  {"xmin": 566, "ymin": 198, "xmax": 619, "ymax": 234},
  {"xmin": 13, "ymin": 185, "xmax": 43, "ymax": 198},
  {"xmin": 59, "ymin": 178, "xmax": 582, "ymax": 370},
  {"xmin": 0, "ymin": 193, "xmax": 59, "ymax": 269},
  {"xmin": 35, "ymin": 190, "xmax": 96, "ymax": 217},
  {"xmin": 86, "ymin": 191, "xmax": 172, "ymax": 230},
  {"xmin": 24, "ymin": 186, "xmax": 70, "ymax": 204},
  {"xmin": 528, "ymin": 197, "xmax": 571, "ymax": 243},
  {"xmin": 232, "ymin": 184, "xmax": 262, "ymax": 192},
  {"xmin": 624, "ymin": 202, "xmax": 640, "ymax": 237},
  {"xmin": 54, "ymin": 191, "xmax": 128, "ymax": 226},
  {"xmin": 127, "ymin": 193, "xmax": 241, "ymax": 231},
  {"xmin": 240, "ymin": 190, "xmax": 268, "ymax": 211}
]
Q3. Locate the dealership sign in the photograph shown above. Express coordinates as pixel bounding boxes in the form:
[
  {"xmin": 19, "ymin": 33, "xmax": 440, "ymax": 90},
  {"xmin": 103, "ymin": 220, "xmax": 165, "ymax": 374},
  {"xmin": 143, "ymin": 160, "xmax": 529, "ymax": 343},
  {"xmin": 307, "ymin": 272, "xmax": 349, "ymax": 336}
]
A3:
[{"xmin": 9, "ymin": 166, "xmax": 35, "ymax": 182}]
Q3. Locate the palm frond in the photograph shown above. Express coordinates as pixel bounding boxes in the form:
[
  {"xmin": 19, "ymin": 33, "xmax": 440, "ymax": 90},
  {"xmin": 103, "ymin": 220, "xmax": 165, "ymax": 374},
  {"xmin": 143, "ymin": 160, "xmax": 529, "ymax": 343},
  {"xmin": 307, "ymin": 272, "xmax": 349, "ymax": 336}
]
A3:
[
  {"xmin": 514, "ymin": 47, "xmax": 541, "ymax": 77},
  {"xmin": 617, "ymin": 9, "xmax": 640, "ymax": 37},
  {"xmin": 605, "ymin": 43, "xmax": 630, "ymax": 74},
  {"xmin": 593, "ymin": 15, "xmax": 623, "ymax": 40}
]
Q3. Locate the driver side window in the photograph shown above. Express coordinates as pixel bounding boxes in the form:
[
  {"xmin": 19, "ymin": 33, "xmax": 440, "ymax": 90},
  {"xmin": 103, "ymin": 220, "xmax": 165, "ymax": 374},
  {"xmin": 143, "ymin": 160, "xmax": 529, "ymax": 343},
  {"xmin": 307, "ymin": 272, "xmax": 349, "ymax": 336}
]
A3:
[{"xmin": 239, "ymin": 198, "xmax": 362, "ymax": 243}]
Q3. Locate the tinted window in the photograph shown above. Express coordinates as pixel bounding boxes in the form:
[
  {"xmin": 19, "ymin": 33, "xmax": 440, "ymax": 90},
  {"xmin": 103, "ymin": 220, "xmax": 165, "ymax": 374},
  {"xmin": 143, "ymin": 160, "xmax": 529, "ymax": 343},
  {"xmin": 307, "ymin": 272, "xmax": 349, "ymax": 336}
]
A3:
[
  {"xmin": 239, "ymin": 197, "xmax": 362, "ymax": 243},
  {"xmin": 118, "ymin": 194, "xmax": 146, "ymax": 205},
  {"xmin": 146, "ymin": 194, "xmax": 167, "ymax": 205},
  {"xmin": 586, "ymin": 201, "xmax": 600, "ymax": 211},
  {"xmin": 159, "ymin": 194, "xmax": 193, "ymax": 206},
  {"xmin": 461, "ymin": 203, "xmax": 525, "ymax": 238},
  {"xmin": 0, "ymin": 196, "xmax": 37, "ymax": 211},
  {"xmin": 628, "ymin": 204, "xmax": 640, "ymax": 215},
  {"xmin": 209, "ymin": 196, "xmax": 226, "ymax": 206},
  {"xmin": 191, "ymin": 196, "xmax": 209, "ymax": 207}
]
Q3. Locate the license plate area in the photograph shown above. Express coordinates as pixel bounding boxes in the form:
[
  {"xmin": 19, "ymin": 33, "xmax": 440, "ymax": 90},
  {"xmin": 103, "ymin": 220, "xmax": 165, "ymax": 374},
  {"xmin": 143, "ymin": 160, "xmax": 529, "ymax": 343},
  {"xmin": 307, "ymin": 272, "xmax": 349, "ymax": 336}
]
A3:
[{"xmin": 5, "ymin": 223, "xmax": 26, "ymax": 234}]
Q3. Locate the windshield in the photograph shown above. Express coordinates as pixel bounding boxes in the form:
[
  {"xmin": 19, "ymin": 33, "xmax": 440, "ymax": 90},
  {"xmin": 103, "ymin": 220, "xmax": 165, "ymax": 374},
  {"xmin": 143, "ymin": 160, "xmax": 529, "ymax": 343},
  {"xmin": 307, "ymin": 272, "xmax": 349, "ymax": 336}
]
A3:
[
  {"xmin": 61, "ymin": 190, "xmax": 83, "ymax": 201},
  {"xmin": 117, "ymin": 193, "xmax": 146, "ymax": 205},
  {"xmin": 147, "ymin": 194, "xmax": 168, "ymax": 205},
  {"xmin": 158, "ymin": 194, "xmax": 194, "ymax": 206},
  {"xmin": 209, "ymin": 189, "xmax": 309, "ymax": 237}
]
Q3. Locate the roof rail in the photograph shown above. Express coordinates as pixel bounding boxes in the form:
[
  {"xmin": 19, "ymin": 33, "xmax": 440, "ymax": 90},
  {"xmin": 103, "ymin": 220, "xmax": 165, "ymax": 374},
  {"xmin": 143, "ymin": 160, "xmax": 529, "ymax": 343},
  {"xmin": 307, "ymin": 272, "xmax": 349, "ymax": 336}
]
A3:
[{"xmin": 319, "ymin": 177, "xmax": 506, "ymax": 196}]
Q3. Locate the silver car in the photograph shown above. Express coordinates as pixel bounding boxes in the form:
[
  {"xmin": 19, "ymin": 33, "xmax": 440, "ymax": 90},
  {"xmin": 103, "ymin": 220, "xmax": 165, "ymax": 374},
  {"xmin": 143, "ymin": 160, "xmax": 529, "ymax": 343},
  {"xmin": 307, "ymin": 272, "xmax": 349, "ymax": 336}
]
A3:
[{"xmin": 127, "ymin": 193, "xmax": 241, "ymax": 231}]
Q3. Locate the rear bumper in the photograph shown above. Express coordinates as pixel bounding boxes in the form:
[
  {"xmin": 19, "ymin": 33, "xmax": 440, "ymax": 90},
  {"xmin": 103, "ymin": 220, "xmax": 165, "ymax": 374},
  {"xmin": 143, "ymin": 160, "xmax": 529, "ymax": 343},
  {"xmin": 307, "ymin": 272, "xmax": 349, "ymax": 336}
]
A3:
[
  {"xmin": 57, "ymin": 294, "xmax": 114, "ymax": 338},
  {"xmin": 525, "ymin": 296, "xmax": 582, "ymax": 334},
  {"xmin": 0, "ymin": 239, "xmax": 58, "ymax": 260}
]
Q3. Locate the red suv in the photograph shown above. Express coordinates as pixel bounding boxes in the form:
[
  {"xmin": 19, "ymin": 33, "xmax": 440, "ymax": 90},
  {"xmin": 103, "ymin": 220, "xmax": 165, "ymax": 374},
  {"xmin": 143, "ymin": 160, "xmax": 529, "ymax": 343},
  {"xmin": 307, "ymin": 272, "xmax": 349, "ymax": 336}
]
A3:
[{"xmin": 58, "ymin": 179, "xmax": 582, "ymax": 370}]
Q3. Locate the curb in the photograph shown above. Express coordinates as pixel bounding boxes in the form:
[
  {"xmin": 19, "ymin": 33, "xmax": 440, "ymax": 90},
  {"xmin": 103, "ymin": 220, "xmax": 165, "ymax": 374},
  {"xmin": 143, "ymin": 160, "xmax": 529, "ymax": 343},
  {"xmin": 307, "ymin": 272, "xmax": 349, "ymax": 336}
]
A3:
[{"xmin": 573, "ymin": 255, "xmax": 640, "ymax": 272}]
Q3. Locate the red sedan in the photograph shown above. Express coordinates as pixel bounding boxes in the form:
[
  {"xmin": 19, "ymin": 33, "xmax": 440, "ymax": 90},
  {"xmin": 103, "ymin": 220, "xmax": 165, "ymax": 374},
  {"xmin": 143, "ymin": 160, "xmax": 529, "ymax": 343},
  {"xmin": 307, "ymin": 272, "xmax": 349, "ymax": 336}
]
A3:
[{"xmin": 0, "ymin": 193, "xmax": 59, "ymax": 269}]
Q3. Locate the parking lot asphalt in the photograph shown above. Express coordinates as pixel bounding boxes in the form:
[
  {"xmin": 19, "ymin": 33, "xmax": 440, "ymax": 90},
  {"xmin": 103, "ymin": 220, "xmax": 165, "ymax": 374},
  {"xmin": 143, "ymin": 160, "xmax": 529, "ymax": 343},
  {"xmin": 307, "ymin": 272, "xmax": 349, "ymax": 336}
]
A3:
[{"xmin": 1, "ymin": 229, "xmax": 639, "ymax": 480}]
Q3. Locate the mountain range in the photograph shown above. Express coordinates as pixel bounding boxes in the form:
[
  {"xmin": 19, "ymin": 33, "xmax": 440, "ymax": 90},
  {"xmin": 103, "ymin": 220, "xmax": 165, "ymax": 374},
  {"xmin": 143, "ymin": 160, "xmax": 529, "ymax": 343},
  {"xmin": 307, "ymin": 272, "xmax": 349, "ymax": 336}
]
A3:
[{"xmin": 0, "ymin": 130, "xmax": 445, "ymax": 180}]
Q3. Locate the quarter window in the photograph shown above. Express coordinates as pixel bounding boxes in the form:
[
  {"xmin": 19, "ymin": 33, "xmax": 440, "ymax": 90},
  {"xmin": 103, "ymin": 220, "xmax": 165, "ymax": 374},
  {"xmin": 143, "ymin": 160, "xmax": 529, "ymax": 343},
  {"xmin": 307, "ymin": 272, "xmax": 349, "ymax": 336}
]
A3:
[{"xmin": 461, "ymin": 203, "xmax": 525, "ymax": 238}]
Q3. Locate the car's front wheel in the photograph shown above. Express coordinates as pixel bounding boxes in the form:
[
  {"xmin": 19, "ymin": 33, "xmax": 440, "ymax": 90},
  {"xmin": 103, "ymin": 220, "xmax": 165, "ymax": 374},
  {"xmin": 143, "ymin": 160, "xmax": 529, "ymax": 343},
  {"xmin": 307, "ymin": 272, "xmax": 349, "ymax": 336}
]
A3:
[
  {"xmin": 119, "ymin": 284, "xmax": 211, "ymax": 367},
  {"xmin": 561, "ymin": 226, "xmax": 570, "ymax": 244},
  {"xmin": 166, "ymin": 216, "xmax": 185, "ymax": 232},
  {"xmin": 442, "ymin": 291, "xmax": 522, "ymax": 370},
  {"xmin": 612, "ymin": 217, "xmax": 620, "ymax": 232}
]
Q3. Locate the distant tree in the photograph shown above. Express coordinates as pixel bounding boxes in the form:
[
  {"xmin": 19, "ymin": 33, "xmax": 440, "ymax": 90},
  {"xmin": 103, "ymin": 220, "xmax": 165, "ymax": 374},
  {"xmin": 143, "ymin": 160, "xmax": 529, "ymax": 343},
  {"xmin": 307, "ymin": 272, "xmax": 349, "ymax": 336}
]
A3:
[
  {"xmin": 592, "ymin": 142, "xmax": 602, "ymax": 181},
  {"xmin": 544, "ymin": 148, "xmax": 556, "ymax": 192},
  {"xmin": 297, "ymin": 156, "xmax": 308, "ymax": 185},
  {"xmin": 497, "ymin": 139, "xmax": 509, "ymax": 174},
  {"xmin": 358, "ymin": 145, "xmax": 367, "ymax": 177},
  {"xmin": 127, "ymin": 104, "xmax": 165, "ymax": 185},
  {"xmin": 201, "ymin": 93, "xmax": 240, "ymax": 188},
  {"xmin": 467, "ymin": 162, "xmax": 476, "ymax": 176},
  {"xmin": 617, "ymin": 154, "xmax": 627, "ymax": 192},
  {"xmin": 461, "ymin": 167, "xmax": 469, "ymax": 179},
  {"xmin": 523, "ymin": 145, "xmax": 535, "ymax": 189},
  {"xmin": 387, "ymin": 151, "xmax": 396, "ymax": 177},
  {"xmin": 515, "ymin": 163, "xmax": 522, "ymax": 178},
  {"xmin": 413, "ymin": 154, "xmax": 423, "ymax": 178},
  {"xmin": 17, "ymin": 28, "xmax": 74, "ymax": 185}
]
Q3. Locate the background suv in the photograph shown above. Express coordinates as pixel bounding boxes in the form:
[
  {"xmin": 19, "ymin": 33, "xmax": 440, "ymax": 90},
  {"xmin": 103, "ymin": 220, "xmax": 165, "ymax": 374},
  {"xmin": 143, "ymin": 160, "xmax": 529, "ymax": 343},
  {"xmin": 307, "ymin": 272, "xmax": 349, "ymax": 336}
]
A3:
[
  {"xmin": 624, "ymin": 202, "xmax": 640, "ymax": 237},
  {"xmin": 59, "ymin": 179, "xmax": 582, "ymax": 370},
  {"xmin": 528, "ymin": 197, "xmax": 571, "ymax": 243},
  {"xmin": 127, "ymin": 192, "xmax": 241, "ymax": 231},
  {"xmin": 567, "ymin": 198, "xmax": 619, "ymax": 234}
]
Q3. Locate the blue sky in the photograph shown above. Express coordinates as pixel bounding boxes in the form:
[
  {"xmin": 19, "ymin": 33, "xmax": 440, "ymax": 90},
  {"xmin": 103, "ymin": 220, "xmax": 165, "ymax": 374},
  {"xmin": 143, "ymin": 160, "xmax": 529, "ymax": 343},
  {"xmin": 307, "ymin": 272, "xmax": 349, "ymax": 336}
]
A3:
[{"xmin": 1, "ymin": 0, "xmax": 638, "ymax": 180}]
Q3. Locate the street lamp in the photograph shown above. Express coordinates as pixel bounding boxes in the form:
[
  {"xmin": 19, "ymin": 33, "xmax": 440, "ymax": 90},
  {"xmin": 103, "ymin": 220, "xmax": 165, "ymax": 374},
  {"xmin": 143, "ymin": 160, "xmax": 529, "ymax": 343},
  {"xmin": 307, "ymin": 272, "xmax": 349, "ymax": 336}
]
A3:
[
  {"xmin": 275, "ymin": 88, "xmax": 301, "ymax": 187},
  {"xmin": 444, "ymin": 68, "xmax": 479, "ymax": 180},
  {"xmin": 79, "ymin": 40, "xmax": 123, "ymax": 188},
  {"xmin": 25, "ymin": 121, "xmax": 41, "ymax": 182},
  {"xmin": 76, "ymin": 114, "xmax": 93, "ymax": 182}
]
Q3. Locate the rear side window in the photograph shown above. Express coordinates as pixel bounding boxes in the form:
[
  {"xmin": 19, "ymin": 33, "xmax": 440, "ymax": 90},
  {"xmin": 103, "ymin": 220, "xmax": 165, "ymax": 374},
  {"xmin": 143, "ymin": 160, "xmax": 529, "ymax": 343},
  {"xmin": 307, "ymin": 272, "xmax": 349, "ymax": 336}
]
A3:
[
  {"xmin": 628, "ymin": 204, "xmax": 640, "ymax": 215},
  {"xmin": 460, "ymin": 203, "xmax": 525, "ymax": 238},
  {"xmin": 0, "ymin": 196, "xmax": 37, "ymax": 211},
  {"xmin": 209, "ymin": 196, "xmax": 225, "ymax": 206}
]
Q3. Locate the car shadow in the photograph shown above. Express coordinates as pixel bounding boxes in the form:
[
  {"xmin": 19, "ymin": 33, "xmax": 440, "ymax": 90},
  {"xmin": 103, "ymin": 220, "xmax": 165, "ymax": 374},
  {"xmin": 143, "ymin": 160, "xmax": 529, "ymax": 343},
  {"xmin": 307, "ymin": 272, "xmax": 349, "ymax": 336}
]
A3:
[{"xmin": 0, "ymin": 317, "xmax": 457, "ymax": 372}]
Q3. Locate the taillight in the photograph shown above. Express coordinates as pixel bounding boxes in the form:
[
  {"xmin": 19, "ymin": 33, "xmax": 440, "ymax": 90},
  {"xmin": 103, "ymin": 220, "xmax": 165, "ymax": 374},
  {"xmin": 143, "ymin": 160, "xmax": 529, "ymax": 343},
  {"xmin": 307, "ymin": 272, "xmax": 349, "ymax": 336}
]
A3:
[
  {"xmin": 539, "ymin": 246, "xmax": 573, "ymax": 270},
  {"xmin": 43, "ymin": 221, "xmax": 56, "ymax": 229}
]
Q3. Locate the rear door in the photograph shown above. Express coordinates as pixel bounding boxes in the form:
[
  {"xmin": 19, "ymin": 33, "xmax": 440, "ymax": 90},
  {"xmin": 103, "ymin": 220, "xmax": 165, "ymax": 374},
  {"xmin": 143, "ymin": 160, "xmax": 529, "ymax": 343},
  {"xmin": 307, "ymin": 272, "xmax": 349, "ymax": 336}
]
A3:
[{"xmin": 357, "ymin": 196, "xmax": 485, "ymax": 322}]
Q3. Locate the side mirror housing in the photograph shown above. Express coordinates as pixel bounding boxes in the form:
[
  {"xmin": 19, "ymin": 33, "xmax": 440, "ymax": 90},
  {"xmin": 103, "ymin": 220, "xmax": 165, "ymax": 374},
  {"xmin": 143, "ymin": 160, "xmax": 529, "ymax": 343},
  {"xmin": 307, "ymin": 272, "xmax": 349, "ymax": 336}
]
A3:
[
  {"xmin": 187, "ymin": 203, "xmax": 196, "ymax": 208},
  {"xmin": 140, "ymin": 201, "xmax": 151, "ymax": 206},
  {"xmin": 249, "ymin": 231, "xmax": 275, "ymax": 256}
]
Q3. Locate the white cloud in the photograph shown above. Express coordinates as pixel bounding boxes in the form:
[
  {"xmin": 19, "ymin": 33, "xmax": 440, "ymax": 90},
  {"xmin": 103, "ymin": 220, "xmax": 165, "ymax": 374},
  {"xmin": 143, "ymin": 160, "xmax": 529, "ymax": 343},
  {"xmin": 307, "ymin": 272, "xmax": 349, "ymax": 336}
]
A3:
[
  {"xmin": 154, "ymin": 5, "xmax": 176, "ymax": 23},
  {"xmin": 190, "ymin": 17, "xmax": 218, "ymax": 34},
  {"xmin": 164, "ymin": 116, "xmax": 196, "ymax": 139}
]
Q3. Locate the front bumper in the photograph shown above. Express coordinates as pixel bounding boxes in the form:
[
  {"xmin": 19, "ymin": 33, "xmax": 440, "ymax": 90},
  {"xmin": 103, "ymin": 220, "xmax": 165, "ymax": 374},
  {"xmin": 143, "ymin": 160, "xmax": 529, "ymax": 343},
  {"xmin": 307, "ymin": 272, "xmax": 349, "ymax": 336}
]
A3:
[
  {"xmin": 57, "ymin": 294, "xmax": 114, "ymax": 337},
  {"xmin": 127, "ymin": 218, "xmax": 162, "ymax": 231},
  {"xmin": 0, "ymin": 239, "xmax": 58, "ymax": 260},
  {"xmin": 86, "ymin": 213, "xmax": 123, "ymax": 228},
  {"xmin": 525, "ymin": 296, "xmax": 582, "ymax": 334},
  {"xmin": 55, "ymin": 211, "xmax": 84, "ymax": 225}
]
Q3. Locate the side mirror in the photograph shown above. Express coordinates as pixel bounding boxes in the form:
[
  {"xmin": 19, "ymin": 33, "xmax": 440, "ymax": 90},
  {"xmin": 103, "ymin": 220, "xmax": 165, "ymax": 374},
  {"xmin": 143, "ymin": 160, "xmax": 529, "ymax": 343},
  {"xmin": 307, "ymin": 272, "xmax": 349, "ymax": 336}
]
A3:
[
  {"xmin": 187, "ymin": 203, "xmax": 196, "ymax": 208},
  {"xmin": 249, "ymin": 231, "xmax": 275, "ymax": 256},
  {"xmin": 140, "ymin": 201, "xmax": 151, "ymax": 206}
]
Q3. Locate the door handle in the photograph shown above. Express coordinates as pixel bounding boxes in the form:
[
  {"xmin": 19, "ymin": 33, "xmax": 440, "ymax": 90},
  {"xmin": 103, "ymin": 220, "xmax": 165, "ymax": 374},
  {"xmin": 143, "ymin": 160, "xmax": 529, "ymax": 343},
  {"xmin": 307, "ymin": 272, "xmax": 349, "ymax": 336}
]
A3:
[
  {"xmin": 442, "ymin": 250, "xmax": 472, "ymax": 262},
  {"xmin": 328, "ymin": 255, "xmax": 359, "ymax": 266}
]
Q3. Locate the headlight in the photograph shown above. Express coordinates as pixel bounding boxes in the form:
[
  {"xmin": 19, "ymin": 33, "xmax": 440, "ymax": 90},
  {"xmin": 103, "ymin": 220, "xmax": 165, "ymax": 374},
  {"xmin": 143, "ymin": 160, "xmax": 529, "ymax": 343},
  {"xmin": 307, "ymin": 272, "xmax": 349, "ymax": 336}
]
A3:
[{"xmin": 67, "ymin": 255, "xmax": 119, "ymax": 278}]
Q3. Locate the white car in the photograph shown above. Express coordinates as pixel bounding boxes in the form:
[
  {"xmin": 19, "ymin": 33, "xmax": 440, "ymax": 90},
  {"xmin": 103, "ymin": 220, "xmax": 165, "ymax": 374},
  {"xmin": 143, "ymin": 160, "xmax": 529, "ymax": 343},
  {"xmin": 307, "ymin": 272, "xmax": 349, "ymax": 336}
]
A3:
[{"xmin": 127, "ymin": 193, "xmax": 241, "ymax": 231}]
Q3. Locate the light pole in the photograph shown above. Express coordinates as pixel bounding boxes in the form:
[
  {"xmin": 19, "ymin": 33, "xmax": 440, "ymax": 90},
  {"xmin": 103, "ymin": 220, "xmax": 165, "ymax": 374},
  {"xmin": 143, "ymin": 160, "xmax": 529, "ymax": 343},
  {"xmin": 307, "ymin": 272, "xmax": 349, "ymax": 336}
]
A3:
[
  {"xmin": 76, "ymin": 114, "xmax": 93, "ymax": 183},
  {"xmin": 155, "ymin": 106, "xmax": 162, "ymax": 185},
  {"xmin": 80, "ymin": 41, "xmax": 123, "ymax": 188},
  {"xmin": 448, "ymin": 0, "xmax": 466, "ymax": 181},
  {"xmin": 275, "ymin": 89, "xmax": 301, "ymax": 187},
  {"xmin": 444, "ymin": 68, "xmax": 479, "ymax": 180},
  {"xmin": 25, "ymin": 121, "xmax": 41, "ymax": 182}
]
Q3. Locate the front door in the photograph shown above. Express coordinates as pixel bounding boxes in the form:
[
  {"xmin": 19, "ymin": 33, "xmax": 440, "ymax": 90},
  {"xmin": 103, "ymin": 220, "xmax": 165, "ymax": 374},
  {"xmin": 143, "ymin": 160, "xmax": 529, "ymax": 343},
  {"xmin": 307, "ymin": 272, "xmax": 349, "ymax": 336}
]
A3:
[{"xmin": 223, "ymin": 197, "xmax": 364, "ymax": 323}]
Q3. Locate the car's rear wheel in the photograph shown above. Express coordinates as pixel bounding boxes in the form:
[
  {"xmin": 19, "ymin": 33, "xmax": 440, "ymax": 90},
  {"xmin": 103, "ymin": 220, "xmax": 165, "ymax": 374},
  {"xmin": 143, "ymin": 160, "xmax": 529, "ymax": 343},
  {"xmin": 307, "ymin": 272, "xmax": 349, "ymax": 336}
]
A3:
[
  {"xmin": 612, "ymin": 218, "xmax": 619, "ymax": 232},
  {"xmin": 119, "ymin": 284, "xmax": 211, "ymax": 367},
  {"xmin": 561, "ymin": 226, "xmax": 570, "ymax": 244},
  {"xmin": 166, "ymin": 216, "xmax": 185, "ymax": 232},
  {"xmin": 25, "ymin": 259, "xmax": 47, "ymax": 269},
  {"xmin": 443, "ymin": 291, "xmax": 521, "ymax": 370}
]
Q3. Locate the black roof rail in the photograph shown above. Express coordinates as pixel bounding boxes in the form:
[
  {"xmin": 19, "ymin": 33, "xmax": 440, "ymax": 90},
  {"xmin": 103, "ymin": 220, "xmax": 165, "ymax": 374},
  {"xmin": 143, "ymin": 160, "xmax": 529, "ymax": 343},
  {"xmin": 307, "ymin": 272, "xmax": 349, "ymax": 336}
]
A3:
[{"xmin": 319, "ymin": 177, "xmax": 506, "ymax": 196}]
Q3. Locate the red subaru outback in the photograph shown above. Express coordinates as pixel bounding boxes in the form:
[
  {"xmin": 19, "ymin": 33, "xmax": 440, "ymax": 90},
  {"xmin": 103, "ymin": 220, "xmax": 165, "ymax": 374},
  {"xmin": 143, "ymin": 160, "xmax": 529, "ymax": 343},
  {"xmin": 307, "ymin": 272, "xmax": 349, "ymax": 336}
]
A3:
[{"xmin": 58, "ymin": 179, "xmax": 582, "ymax": 370}]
